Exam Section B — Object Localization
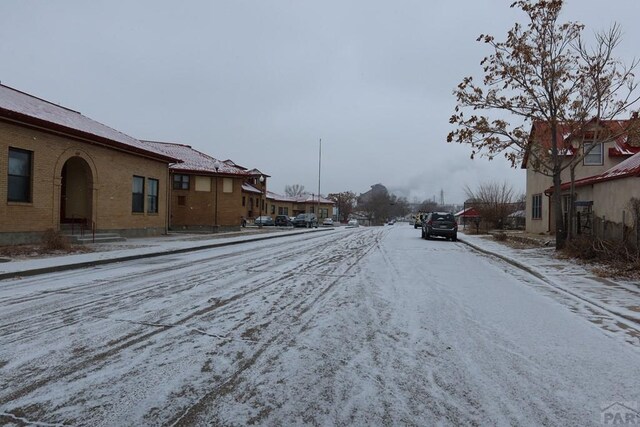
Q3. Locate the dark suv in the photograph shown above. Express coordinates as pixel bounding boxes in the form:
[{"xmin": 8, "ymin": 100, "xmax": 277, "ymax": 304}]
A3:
[
  {"xmin": 422, "ymin": 212, "xmax": 458, "ymax": 241},
  {"xmin": 292, "ymin": 213, "xmax": 318, "ymax": 228},
  {"xmin": 274, "ymin": 215, "xmax": 292, "ymax": 227}
]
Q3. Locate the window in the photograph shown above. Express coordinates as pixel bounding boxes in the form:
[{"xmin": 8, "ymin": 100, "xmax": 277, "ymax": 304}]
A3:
[
  {"xmin": 242, "ymin": 196, "xmax": 246, "ymax": 207},
  {"xmin": 271, "ymin": 204, "xmax": 276, "ymax": 214},
  {"xmin": 194, "ymin": 176, "xmax": 211, "ymax": 192},
  {"xmin": 278, "ymin": 207, "xmax": 289, "ymax": 215},
  {"xmin": 223, "ymin": 178, "xmax": 233, "ymax": 193},
  {"xmin": 173, "ymin": 174, "xmax": 189, "ymax": 190},
  {"xmin": 584, "ymin": 142, "xmax": 603, "ymax": 165},
  {"xmin": 532, "ymin": 194, "xmax": 542, "ymax": 220},
  {"xmin": 132, "ymin": 176, "xmax": 144, "ymax": 213},
  {"xmin": 8, "ymin": 148, "xmax": 33, "ymax": 202},
  {"xmin": 147, "ymin": 178, "xmax": 159, "ymax": 213}
]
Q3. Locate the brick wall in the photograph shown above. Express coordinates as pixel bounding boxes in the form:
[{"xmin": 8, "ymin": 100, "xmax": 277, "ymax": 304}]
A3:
[
  {"xmin": 170, "ymin": 173, "xmax": 244, "ymax": 230},
  {"xmin": 0, "ymin": 120, "xmax": 170, "ymax": 243}
]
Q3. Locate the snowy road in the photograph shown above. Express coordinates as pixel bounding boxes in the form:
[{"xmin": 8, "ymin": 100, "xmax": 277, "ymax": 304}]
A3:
[{"xmin": 0, "ymin": 225, "xmax": 638, "ymax": 426}]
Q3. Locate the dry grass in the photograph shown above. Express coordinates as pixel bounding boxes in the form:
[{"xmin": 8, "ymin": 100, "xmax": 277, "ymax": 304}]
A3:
[
  {"xmin": 561, "ymin": 236, "xmax": 640, "ymax": 280},
  {"xmin": 0, "ymin": 230, "xmax": 93, "ymax": 260}
]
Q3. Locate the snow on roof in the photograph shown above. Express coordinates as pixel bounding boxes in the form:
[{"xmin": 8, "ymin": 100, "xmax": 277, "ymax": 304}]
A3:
[
  {"xmin": 0, "ymin": 84, "xmax": 177, "ymax": 162},
  {"xmin": 242, "ymin": 183, "xmax": 262, "ymax": 194},
  {"xmin": 266, "ymin": 191, "xmax": 297, "ymax": 202},
  {"xmin": 246, "ymin": 168, "xmax": 271, "ymax": 178},
  {"xmin": 454, "ymin": 207, "xmax": 480, "ymax": 217},
  {"xmin": 142, "ymin": 141, "xmax": 248, "ymax": 176},
  {"xmin": 263, "ymin": 191, "xmax": 334, "ymax": 204},
  {"xmin": 552, "ymin": 151, "xmax": 640, "ymax": 193}
]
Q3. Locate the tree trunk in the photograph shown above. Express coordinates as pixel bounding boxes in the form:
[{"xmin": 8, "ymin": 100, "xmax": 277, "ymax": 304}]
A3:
[
  {"xmin": 553, "ymin": 170, "xmax": 566, "ymax": 250},
  {"xmin": 567, "ymin": 167, "xmax": 576, "ymax": 241}
]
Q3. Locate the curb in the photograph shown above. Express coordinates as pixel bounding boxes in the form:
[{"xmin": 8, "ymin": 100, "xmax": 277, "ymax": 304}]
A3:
[
  {"xmin": 0, "ymin": 228, "xmax": 331, "ymax": 281},
  {"xmin": 458, "ymin": 236, "xmax": 640, "ymax": 326},
  {"xmin": 457, "ymin": 237, "xmax": 547, "ymax": 282}
]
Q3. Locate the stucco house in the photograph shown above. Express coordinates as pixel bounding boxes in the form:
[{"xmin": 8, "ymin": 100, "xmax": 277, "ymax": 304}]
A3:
[
  {"xmin": 143, "ymin": 141, "xmax": 250, "ymax": 231},
  {"xmin": 0, "ymin": 84, "xmax": 178, "ymax": 244},
  {"xmin": 554, "ymin": 150, "xmax": 640, "ymax": 241},
  {"xmin": 523, "ymin": 118, "xmax": 640, "ymax": 235}
]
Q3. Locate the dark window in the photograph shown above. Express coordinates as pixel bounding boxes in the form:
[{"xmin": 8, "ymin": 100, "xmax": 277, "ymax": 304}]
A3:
[
  {"xmin": 132, "ymin": 176, "xmax": 144, "ymax": 213},
  {"xmin": 532, "ymin": 194, "xmax": 542, "ymax": 219},
  {"xmin": 242, "ymin": 196, "xmax": 246, "ymax": 207},
  {"xmin": 271, "ymin": 204, "xmax": 276, "ymax": 214},
  {"xmin": 173, "ymin": 174, "xmax": 189, "ymax": 190},
  {"xmin": 278, "ymin": 206, "xmax": 289, "ymax": 215},
  {"xmin": 147, "ymin": 178, "xmax": 159, "ymax": 213},
  {"xmin": 8, "ymin": 148, "xmax": 33, "ymax": 202}
]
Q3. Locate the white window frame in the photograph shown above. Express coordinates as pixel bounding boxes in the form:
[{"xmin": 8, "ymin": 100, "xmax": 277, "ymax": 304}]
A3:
[{"xmin": 583, "ymin": 141, "xmax": 603, "ymax": 166}]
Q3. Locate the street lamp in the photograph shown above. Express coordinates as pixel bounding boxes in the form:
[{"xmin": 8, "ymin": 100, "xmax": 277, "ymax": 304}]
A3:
[
  {"xmin": 258, "ymin": 175, "xmax": 265, "ymax": 228},
  {"xmin": 213, "ymin": 160, "xmax": 221, "ymax": 232}
]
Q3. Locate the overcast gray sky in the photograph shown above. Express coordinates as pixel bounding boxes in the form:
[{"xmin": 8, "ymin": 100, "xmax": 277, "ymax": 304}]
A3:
[{"xmin": 1, "ymin": 1, "xmax": 639, "ymax": 204}]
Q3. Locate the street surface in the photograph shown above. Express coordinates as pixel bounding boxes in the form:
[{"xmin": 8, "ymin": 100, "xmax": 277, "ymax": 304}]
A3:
[{"xmin": 0, "ymin": 225, "xmax": 638, "ymax": 426}]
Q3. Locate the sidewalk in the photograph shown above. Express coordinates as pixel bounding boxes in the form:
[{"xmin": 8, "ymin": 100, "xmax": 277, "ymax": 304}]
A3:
[
  {"xmin": 0, "ymin": 227, "xmax": 323, "ymax": 280},
  {"xmin": 458, "ymin": 232, "xmax": 640, "ymax": 342}
]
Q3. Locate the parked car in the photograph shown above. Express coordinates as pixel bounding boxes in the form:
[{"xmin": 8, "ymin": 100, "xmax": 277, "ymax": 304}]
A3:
[
  {"xmin": 254, "ymin": 216, "xmax": 275, "ymax": 226},
  {"xmin": 292, "ymin": 213, "xmax": 318, "ymax": 228},
  {"xmin": 422, "ymin": 212, "xmax": 457, "ymax": 241},
  {"xmin": 274, "ymin": 215, "xmax": 292, "ymax": 226},
  {"xmin": 322, "ymin": 218, "xmax": 334, "ymax": 226},
  {"xmin": 347, "ymin": 219, "xmax": 359, "ymax": 227}
]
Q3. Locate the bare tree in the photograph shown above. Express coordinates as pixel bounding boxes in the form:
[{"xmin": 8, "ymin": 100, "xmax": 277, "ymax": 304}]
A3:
[
  {"xmin": 448, "ymin": 0, "xmax": 639, "ymax": 249},
  {"xmin": 327, "ymin": 191, "xmax": 357, "ymax": 222},
  {"xmin": 464, "ymin": 181, "xmax": 517, "ymax": 229},
  {"xmin": 284, "ymin": 184, "xmax": 306, "ymax": 197}
]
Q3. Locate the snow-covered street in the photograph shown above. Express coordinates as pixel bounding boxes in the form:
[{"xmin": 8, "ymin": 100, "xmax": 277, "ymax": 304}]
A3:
[{"xmin": 1, "ymin": 225, "xmax": 638, "ymax": 426}]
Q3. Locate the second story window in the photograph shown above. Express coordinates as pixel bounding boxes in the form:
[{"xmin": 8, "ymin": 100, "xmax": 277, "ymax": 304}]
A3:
[
  {"xmin": 583, "ymin": 141, "xmax": 603, "ymax": 165},
  {"xmin": 173, "ymin": 174, "xmax": 189, "ymax": 190}
]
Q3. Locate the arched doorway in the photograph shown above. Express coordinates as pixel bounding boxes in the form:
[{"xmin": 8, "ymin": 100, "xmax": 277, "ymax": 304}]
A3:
[{"xmin": 60, "ymin": 157, "xmax": 93, "ymax": 225}]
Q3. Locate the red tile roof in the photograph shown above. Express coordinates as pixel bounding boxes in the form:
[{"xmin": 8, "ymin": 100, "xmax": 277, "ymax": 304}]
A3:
[{"xmin": 0, "ymin": 84, "xmax": 178, "ymax": 163}]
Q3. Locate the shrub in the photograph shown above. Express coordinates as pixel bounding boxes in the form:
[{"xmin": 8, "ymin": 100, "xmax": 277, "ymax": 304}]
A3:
[
  {"xmin": 493, "ymin": 232, "xmax": 508, "ymax": 241},
  {"xmin": 41, "ymin": 229, "xmax": 71, "ymax": 251}
]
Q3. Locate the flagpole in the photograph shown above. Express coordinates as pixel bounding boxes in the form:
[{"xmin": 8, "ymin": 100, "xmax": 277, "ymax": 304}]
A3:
[{"xmin": 317, "ymin": 138, "xmax": 321, "ymax": 218}]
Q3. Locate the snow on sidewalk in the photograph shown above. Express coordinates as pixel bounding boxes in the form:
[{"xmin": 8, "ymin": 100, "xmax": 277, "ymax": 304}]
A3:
[{"xmin": 460, "ymin": 232, "xmax": 640, "ymax": 346}]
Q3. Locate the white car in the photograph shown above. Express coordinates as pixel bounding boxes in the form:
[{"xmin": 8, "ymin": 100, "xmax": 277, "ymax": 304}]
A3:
[
  {"xmin": 347, "ymin": 219, "xmax": 358, "ymax": 227},
  {"xmin": 322, "ymin": 218, "xmax": 334, "ymax": 226}
]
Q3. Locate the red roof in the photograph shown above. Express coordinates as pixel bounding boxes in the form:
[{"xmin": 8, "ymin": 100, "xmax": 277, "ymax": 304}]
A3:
[
  {"xmin": 522, "ymin": 118, "xmax": 640, "ymax": 168},
  {"xmin": 0, "ymin": 84, "xmax": 178, "ymax": 163},
  {"xmin": 454, "ymin": 207, "xmax": 480, "ymax": 218},
  {"xmin": 556, "ymin": 151, "xmax": 640, "ymax": 191},
  {"xmin": 143, "ymin": 141, "xmax": 248, "ymax": 176}
]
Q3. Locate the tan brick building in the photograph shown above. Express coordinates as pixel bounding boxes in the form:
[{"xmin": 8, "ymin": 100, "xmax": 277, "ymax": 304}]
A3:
[
  {"xmin": 0, "ymin": 84, "xmax": 178, "ymax": 244},
  {"xmin": 144, "ymin": 141, "xmax": 249, "ymax": 231},
  {"xmin": 266, "ymin": 192, "xmax": 335, "ymax": 220}
]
